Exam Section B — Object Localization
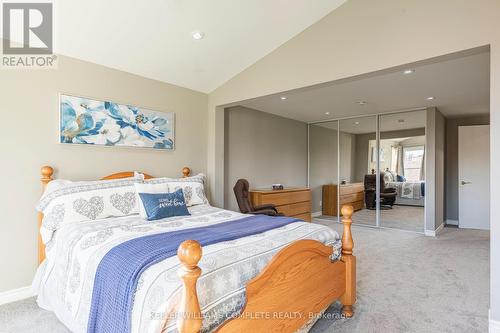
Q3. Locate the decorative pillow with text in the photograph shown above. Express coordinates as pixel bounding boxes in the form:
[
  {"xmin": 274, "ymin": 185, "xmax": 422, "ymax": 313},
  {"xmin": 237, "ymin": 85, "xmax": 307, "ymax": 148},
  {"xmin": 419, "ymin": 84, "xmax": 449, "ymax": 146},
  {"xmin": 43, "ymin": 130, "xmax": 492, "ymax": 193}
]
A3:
[{"xmin": 138, "ymin": 189, "xmax": 190, "ymax": 221}]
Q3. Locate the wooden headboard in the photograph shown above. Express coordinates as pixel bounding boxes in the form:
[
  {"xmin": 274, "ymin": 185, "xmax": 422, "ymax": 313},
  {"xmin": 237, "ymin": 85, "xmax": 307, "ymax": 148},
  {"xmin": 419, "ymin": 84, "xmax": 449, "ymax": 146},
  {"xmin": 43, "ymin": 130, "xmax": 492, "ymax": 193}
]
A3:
[{"xmin": 37, "ymin": 166, "xmax": 192, "ymax": 264}]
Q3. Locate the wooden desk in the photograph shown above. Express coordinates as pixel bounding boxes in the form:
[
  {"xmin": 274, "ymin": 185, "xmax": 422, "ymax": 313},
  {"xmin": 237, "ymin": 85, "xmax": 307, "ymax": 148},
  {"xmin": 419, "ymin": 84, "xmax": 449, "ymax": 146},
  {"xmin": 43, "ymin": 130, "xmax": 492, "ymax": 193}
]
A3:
[
  {"xmin": 322, "ymin": 183, "xmax": 364, "ymax": 216},
  {"xmin": 250, "ymin": 187, "xmax": 311, "ymax": 222}
]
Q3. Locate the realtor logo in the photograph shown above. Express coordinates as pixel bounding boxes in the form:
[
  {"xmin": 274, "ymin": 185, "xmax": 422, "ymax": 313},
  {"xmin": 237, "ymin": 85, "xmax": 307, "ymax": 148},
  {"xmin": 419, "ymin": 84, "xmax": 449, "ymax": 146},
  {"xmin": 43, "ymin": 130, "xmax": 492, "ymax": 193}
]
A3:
[{"xmin": 2, "ymin": 1, "xmax": 56, "ymax": 68}]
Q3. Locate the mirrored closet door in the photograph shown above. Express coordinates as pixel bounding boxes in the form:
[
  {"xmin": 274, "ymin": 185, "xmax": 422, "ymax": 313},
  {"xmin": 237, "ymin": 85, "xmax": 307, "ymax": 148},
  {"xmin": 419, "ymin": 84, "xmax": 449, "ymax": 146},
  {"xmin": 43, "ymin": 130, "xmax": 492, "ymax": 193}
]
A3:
[
  {"xmin": 309, "ymin": 121, "xmax": 339, "ymax": 222},
  {"xmin": 339, "ymin": 116, "xmax": 378, "ymax": 227},
  {"xmin": 308, "ymin": 110, "xmax": 426, "ymax": 233},
  {"xmin": 379, "ymin": 110, "xmax": 426, "ymax": 232}
]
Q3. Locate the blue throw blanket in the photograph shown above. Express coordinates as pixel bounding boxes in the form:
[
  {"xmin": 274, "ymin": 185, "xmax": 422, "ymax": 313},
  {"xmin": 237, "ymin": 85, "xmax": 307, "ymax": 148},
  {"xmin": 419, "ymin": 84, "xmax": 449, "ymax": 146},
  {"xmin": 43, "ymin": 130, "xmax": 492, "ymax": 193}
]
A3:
[{"xmin": 87, "ymin": 215, "xmax": 301, "ymax": 333}]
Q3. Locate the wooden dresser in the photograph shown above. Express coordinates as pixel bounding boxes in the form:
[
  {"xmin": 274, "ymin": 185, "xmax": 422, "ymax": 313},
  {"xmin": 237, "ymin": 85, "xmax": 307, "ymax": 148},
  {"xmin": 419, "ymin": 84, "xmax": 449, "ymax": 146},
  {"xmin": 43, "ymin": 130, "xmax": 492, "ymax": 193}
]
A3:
[
  {"xmin": 322, "ymin": 183, "xmax": 364, "ymax": 216},
  {"xmin": 250, "ymin": 188, "xmax": 311, "ymax": 222}
]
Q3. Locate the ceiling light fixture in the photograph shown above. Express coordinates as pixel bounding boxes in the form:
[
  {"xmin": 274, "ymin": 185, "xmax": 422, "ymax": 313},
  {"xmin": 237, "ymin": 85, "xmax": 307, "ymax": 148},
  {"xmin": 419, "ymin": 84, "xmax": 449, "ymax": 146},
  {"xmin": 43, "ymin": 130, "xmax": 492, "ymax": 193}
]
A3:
[
  {"xmin": 403, "ymin": 69, "xmax": 415, "ymax": 75},
  {"xmin": 191, "ymin": 30, "xmax": 205, "ymax": 40},
  {"xmin": 280, "ymin": 96, "xmax": 288, "ymax": 100},
  {"xmin": 357, "ymin": 101, "xmax": 367, "ymax": 105},
  {"xmin": 354, "ymin": 121, "xmax": 360, "ymax": 125},
  {"xmin": 325, "ymin": 112, "xmax": 330, "ymax": 115},
  {"xmin": 426, "ymin": 96, "xmax": 435, "ymax": 100}
]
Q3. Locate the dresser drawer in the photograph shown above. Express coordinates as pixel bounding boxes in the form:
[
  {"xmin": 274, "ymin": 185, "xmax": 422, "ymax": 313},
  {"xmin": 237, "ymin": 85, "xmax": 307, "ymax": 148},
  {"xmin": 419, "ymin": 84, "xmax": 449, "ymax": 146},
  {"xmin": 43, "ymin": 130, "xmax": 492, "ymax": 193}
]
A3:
[
  {"xmin": 340, "ymin": 183, "xmax": 364, "ymax": 195},
  {"xmin": 352, "ymin": 200, "xmax": 364, "ymax": 211},
  {"xmin": 258, "ymin": 190, "xmax": 310, "ymax": 206},
  {"xmin": 277, "ymin": 201, "xmax": 311, "ymax": 216},
  {"xmin": 340, "ymin": 192, "xmax": 364, "ymax": 204},
  {"xmin": 250, "ymin": 188, "xmax": 312, "ymax": 222}
]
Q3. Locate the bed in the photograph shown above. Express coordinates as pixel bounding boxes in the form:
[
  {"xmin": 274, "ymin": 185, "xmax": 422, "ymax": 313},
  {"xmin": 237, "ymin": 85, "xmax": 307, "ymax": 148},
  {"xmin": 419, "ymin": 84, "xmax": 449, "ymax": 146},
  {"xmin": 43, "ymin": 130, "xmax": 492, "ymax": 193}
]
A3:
[
  {"xmin": 385, "ymin": 181, "xmax": 425, "ymax": 207},
  {"xmin": 33, "ymin": 166, "xmax": 356, "ymax": 333}
]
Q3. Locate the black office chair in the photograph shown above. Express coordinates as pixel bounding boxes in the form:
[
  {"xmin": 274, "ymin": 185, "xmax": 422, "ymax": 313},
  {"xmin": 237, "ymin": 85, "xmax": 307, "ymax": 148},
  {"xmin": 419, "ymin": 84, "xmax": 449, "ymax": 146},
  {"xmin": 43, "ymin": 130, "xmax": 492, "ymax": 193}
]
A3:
[
  {"xmin": 364, "ymin": 172, "xmax": 397, "ymax": 209},
  {"xmin": 233, "ymin": 179, "xmax": 282, "ymax": 216}
]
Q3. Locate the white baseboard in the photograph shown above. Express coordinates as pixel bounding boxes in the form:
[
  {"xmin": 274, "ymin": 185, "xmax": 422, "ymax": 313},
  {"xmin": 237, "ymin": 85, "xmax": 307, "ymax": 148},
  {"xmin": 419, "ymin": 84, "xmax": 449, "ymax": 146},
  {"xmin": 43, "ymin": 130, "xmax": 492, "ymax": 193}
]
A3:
[
  {"xmin": 490, "ymin": 318, "xmax": 500, "ymax": 333},
  {"xmin": 424, "ymin": 222, "xmax": 445, "ymax": 237},
  {"xmin": 312, "ymin": 211, "xmax": 322, "ymax": 218},
  {"xmin": 445, "ymin": 219, "xmax": 459, "ymax": 226},
  {"xmin": 424, "ymin": 229, "xmax": 435, "ymax": 236},
  {"xmin": 0, "ymin": 286, "xmax": 34, "ymax": 306}
]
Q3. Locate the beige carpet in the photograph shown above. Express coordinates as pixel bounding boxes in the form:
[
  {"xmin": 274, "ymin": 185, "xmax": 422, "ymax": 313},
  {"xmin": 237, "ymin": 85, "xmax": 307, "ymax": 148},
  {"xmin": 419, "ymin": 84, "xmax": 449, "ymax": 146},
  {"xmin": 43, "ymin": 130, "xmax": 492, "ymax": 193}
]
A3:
[
  {"xmin": 317, "ymin": 205, "xmax": 425, "ymax": 233},
  {"xmin": 310, "ymin": 222, "xmax": 489, "ymax": 333},
  {"xmin": 0, "ymin": 224, "xmax": 489, "ymax": 333}
]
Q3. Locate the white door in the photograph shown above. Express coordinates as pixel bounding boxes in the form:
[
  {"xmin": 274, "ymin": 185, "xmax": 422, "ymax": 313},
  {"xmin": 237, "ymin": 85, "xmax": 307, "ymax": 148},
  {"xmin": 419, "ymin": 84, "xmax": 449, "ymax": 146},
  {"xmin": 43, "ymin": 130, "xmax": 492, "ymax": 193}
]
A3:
[{"xmin": 458, "ymin": 125, "xmax": 490, "ymax": 230}]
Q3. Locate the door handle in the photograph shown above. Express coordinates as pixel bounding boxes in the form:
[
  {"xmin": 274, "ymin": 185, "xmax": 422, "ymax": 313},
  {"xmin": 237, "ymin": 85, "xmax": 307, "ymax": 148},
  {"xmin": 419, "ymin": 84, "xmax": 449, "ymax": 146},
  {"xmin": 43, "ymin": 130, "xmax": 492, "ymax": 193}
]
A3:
[{"xmin": 460, "ymin": 180, "xmax": 472, "ymax": 185}]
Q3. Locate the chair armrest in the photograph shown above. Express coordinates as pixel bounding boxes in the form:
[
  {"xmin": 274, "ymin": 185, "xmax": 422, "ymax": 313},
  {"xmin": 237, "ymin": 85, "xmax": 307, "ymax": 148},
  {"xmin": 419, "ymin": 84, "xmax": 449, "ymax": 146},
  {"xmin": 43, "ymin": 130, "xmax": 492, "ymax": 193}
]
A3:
[
  {"xmin": 254, "ymin": 204, "xmax": 277, "ymax": 211},
  {"xmin": 251, "ymin": 209, "xmax": 279, "ymax": 216},
  {"xmin": 383, "ymin": 188, "xmax": 397, "ymax": 193}
]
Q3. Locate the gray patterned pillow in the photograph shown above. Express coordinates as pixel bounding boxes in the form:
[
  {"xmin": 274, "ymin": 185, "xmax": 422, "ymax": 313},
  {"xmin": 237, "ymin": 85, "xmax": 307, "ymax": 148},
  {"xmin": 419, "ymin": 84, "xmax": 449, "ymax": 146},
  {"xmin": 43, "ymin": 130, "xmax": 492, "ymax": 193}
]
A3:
[{"xmin": 36, "ymin": 174, "xmax": 143, "ymax": 244}]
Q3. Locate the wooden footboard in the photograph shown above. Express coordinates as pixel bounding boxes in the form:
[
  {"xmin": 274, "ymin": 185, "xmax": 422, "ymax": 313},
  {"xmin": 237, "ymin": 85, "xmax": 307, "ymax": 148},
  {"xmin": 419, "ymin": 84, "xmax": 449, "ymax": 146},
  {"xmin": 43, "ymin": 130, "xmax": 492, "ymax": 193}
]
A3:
[{"xmin": 174, "ymin": 205, "xmax": 356, "ymax": 333}]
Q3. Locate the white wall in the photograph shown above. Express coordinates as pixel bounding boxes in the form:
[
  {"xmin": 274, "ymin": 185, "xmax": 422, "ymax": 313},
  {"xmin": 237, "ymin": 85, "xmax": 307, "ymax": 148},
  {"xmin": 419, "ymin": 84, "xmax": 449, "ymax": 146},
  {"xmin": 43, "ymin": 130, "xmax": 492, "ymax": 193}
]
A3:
[
  {"xmin": 206, "ymin": 0, "xmax": 500, "ymax": 324},
  {"xmin": 0, "ymin": 55, "xmax": 208, "ymax": 292}
]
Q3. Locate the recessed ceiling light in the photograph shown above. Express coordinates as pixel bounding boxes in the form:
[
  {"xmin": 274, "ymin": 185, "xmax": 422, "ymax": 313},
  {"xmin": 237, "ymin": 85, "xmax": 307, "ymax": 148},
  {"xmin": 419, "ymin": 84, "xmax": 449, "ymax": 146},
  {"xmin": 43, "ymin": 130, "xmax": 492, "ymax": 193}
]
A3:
[
  {"xmin": 325, "ymin": 112, "xmax": 330, "ymax": 115},
  {"xmin": 357, "ymin": 101, "xmax": 367, "ymax": 105},
  {"xmin": 280, "ymin": 96, "xmax": 287, "ymax": 100},
  {"xmin": 354, "ymin": 121, "xmax": 360, "ymax": 125},
  {"xmin": 403, "ymin": 69, "xmax": 415, "ymax": 75},
  {"xmin": 191, "ymin": 30, "xmax": 205, "ymax": 40},
  {"xmin": 426, "ymin": 96, "xmax": 435, "ymax": 100}
]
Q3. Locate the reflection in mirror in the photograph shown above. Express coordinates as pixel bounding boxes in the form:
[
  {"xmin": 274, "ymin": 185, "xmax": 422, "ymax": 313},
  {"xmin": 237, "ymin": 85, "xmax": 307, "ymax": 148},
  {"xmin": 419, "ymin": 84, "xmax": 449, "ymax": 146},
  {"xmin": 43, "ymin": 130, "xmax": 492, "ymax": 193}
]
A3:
[
  {"xmin": 379, "ymin": 110, "xmax": 426, "ymax": 232},
  {"xmin": 309, "ymin": 121, "xmax": 339, "ymax": 222},
  {"xmin": 339, "ymin": 116, "xmax": 378, "ymax": 227}
]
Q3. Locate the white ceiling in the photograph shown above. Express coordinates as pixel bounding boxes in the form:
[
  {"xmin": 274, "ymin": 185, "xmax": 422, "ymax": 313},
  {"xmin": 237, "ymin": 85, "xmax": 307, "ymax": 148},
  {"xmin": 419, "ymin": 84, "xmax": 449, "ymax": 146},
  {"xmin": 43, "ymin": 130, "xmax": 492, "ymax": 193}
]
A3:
[
  {"xmin": 240, "ymin": 51, "xmax": 490, "ymax": 122},
  {"xmin": 379, "ymin": 111, "xmax": 426, "ymax": 133},
  {"xmin": 47, "ymin": 0, "xmax": 347, "ymax": 93},
  {"xmin": 314, "ymin": 110, "xmax": 427, "ymax": 134}
]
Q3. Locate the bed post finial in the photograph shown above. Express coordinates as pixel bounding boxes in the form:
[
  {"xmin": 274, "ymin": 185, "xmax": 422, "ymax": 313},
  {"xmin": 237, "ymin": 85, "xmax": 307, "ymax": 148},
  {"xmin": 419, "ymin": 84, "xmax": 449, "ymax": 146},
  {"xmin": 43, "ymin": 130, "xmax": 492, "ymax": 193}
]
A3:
[
  {"xmin": 182, "ymin": 167, "xmax": 191, "ymax": 178},
  {"xmin": 41, "ymin": 166, "xmax": 54, "ymax": 184},
  {"xmin": 340, "ymin": 204, "xmax": 356, "ymax": 318},
  {"xmin": 176, "ymin": 240, "xmax": 202, "ymax": 333}
]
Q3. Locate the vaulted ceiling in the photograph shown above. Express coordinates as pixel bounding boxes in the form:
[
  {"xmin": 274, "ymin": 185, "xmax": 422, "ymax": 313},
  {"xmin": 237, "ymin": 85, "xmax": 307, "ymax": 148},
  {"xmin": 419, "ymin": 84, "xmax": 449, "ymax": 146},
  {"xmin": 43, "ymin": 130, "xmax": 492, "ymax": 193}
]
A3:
[{"xmin": 52, "ymin": 0, "xmax": 347, "ymax": 93}]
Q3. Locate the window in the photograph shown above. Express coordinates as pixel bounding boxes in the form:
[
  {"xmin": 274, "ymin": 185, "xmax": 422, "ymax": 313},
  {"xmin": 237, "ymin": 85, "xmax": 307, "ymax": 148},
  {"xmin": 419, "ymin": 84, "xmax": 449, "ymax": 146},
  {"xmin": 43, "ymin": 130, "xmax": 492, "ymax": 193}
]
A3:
[{"xmin": 403, "ymin": 146, "xmax": 424, "ymax": 181}]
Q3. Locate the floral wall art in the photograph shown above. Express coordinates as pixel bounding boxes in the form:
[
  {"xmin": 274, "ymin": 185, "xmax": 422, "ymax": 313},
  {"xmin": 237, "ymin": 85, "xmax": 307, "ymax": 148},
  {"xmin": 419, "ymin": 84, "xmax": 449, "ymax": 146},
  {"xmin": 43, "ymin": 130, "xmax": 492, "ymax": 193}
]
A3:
[{"xmin": 59, "ymin": 94, "xmax": 174, "ymax": 150}]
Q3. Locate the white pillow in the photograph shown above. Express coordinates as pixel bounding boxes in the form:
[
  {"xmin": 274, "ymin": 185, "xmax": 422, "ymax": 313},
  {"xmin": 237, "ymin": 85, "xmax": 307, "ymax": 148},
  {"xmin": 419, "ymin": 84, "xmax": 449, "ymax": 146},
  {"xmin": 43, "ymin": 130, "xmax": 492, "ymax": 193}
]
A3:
[
  {"xmin": 134, "ymin": 182, "xmax": 170, "ymax": 219},
  {"xmin": 36, "ymin": 174, "xmax": 143, "ymax": 244},
  {"xmin": 142, "ymin": 173, "xmax": 209, "ymax": 207}
]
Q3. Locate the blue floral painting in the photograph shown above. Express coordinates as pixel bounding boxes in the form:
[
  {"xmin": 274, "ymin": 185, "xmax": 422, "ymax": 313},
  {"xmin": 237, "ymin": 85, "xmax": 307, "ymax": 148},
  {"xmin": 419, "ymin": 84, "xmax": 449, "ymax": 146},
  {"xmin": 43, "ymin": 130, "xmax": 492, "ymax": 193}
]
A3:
[{"xmin": 59, "ymin": 94, "xmax": 174, "ymax": 150}]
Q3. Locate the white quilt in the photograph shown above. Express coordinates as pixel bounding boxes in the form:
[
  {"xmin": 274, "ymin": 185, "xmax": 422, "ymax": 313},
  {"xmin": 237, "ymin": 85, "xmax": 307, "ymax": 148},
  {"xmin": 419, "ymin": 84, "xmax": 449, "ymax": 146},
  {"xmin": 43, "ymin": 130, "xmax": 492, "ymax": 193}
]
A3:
[{"xmin": 33, "ymin": 205, "xmax": 340, "ymax": 333}]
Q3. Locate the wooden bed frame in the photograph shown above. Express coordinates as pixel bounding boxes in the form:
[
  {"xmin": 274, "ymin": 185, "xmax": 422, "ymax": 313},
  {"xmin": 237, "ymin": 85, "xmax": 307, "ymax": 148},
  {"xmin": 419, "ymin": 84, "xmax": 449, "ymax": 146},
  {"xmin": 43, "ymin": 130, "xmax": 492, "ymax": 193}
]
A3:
[{"xmin": 37, "ymin": 166, "xmax": 356, "ymax": 333}]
